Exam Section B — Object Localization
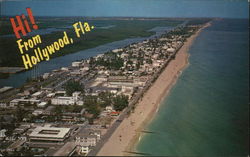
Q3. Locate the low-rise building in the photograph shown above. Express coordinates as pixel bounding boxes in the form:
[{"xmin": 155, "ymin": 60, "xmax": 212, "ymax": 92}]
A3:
[
  {"xmin": 112, "ymin": 48, "xmax": 123, "ymax": 53},
  {"xmin": 0, "ymin": 102, "xmax": 7, "ymax": 108},
  {"xmin": 72, "ymin": 61, "xmax": 82, "ymax": 67},
  {"xmin": 51, "ymin": 92, "xmax": 81, "ymax": 105},
  {"xmin": 51, "ymin": 96, "xmax": 75, "ymax": 105},
  {"xmin": 13, "ymin": 124, "xmax": 30, "ymax": 135},
  {"xmin": 29, "ymin": 126, "xmax": 71, "ymax": 142},
  {"xmin": 105, "ymin": 106, "xmax": 113, "ymax": 112},
  {"xmin": 75, "ymin": 135, "xmax": 97, "ymax": 147},
  {"xmin": 0, "ymin": 129, "xmax": 7, "ymax": 139},
  {"xmin": 78, "ymin": 144, "xmax": 90, "ymax": 155},
  {"xmin": 9, "ymin": 98, "xmax": 40, "ymax": 106},
  {"xmin": 107, "ymin": 76, "xmax": 137, "ymax": 88},
  {"xmin": 61, "ymin": 67, "xmax": 69, "ymax": 71},
  {"xmin": 75, "ymin": 129, "xmax": 101, "ymax": 147},
  {"xmin": 167, "ymin": 47, "xmax": 176, "ymax": 53},
  {"xmin": 37, "ymin": 102, "xmax": 47, "ymax": 108},
  {"xmin": 134, "ymin": 76, "xmax": 148, "ymax": 86},
  {"xmin": 95, "ymin": 75, "xmax": 108, "ymax": 82},
  {"xmin": 31, "ymin": 91, "xmax": 43, "ymax": 98},
  {"xmin": 32, "ymin": 109, "xmax": 44, "ymax": 116},
  {"xmin": 0, "ymin": 86, "xmax": 13, "ymax": 94},
  {"xmin": 42, "ymin": 73, "xmax": 50, "ymax": 79}
]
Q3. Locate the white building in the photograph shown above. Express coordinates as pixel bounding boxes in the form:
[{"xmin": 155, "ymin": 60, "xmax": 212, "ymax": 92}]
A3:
[
  {"xmin": 0, "ymin": 129, "xmax": 7, "ymax": 138},
  {"xmin": 55, "ymin": 90, "xmax": 66, "ymax": 95},
  {"xmin": 0, "ymin": 103, "xmax": 7, "ymax": 108},
  {"xmin": 72, "ymin": 92, "xmax": 81, "ymax": 101},
  {"xmin": 61, "ymin": 67, "xmax": 69, "ymax": 71},
  {"xmin": 152, "ymin": 61, "xmax": 161, "ymax": 67},
  {"xmin": 51, "ymin": 97, "xmax": 75, "ymax": 105},
  {"xmin": 95, "ymin": 75, "xmax": 108, "ymax": 82},
  {"xmin": 0, "ymin": 86, "xmax": 13, "ymax": 93},
  {"xmin": 75, "ymin": 135, "xmax": 97, "ymax": 147},
  {"xmin": 121, "ymin": 86, "xmax": 134, "ymax": 99},
  {"xmin": 32, "ymin": 109, "xmax": 44, "ymax": 116},
  {"xmin": 37, "ymin": 102, "xmax": 47, "ymax": 108},
  {"xmin": 51, "ymin": 92, "xmax": 81, "ymax": 105},
  {"xmin": 105, "ymin": 106, "xmax": 113, "ymax": 112},
  {"xmin": 31, "ymin": 91, "xmax": 43, "ymax": 98},
  {"xmin": 9, "ymin": 99, "xmax": 19, "ymax": 106},
  {"xmin": 75, "ymin": 129, "xmax": 101, "ymax": 147},
  {"xmin": 72, "ymin": 61, "xmax": 82, "ymax": 67},
  {"xmin": 46, "ymin": 93, "xmax": 55, "ymax": 98},
  {"xmin": 81, "ymin": 67, "xmax": 89, "ymax": 72},
  {"xmin": 167, "ymin": 47, "xmax": 175, "ymax": 53},
  {"xmin": 112, "ymin": 48, "xmax": 123, "ymax": 53},
  {"xmin": 134, "ymin": 76, "xmax": 148, "ymax": 86},
  {"xmin": 109, "ymin": 89, "xmax": 118, "ymax": 94},
  {"xmin": 29, "ymin": 126, "xmax": 70, "ymax": 142},
  {"xmin": 9, "ymin": 98, "xmax": 40, "ymax": 106},
  {"xmin": 78, "ymin": 145, "xmax": 90, "ymax": 154},
  {"xmin": 42, "ymin": 73, "xmax": 50, "ymax": 79}
]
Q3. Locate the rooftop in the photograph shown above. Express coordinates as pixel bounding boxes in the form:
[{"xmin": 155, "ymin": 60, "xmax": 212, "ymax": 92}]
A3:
[
  {"xmin": 29, "ymin": 126, "xmax": 70, "ymax": 139},
  {"xmin": 0, "ymin": 86, "xmax": 13, "ymax": 93}
]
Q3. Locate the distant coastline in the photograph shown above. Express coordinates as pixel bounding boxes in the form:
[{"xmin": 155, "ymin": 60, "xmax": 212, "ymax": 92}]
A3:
[{"xmin": 97, "ymin": 22, "xmax": 211, "ymax": 156}]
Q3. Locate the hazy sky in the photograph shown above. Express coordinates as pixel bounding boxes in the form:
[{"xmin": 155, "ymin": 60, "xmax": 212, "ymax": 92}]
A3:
[{"xmin": 1, "ymin": 0, "xmax": 249, "ymax": 18}]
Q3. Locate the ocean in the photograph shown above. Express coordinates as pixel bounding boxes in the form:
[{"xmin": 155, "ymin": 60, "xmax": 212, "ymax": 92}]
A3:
[{"xmin": 136, "ymin": 19, "xmax": 249, "ymax": 156}]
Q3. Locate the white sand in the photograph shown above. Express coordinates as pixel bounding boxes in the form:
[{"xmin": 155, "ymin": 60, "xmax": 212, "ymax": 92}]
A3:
[{"xmin": 97, "ymin": 23, "xmax": 211, "ymax": 156}]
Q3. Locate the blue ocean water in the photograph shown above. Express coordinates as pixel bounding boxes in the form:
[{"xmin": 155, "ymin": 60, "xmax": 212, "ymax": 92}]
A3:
[{"xmin": 136, "ymin": 19, "xmax": 249, "ymax": 156}]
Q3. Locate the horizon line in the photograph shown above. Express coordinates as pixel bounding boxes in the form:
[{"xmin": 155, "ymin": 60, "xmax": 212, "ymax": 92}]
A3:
[{"xmin": 0, "ymin": 15, "xmax": 248, "ymax": 20}]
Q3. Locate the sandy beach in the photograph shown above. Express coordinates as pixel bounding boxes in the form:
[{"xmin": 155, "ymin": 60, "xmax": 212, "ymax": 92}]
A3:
[{"xmin": 97, "ymin": 23, "xmax": 211, "ymax": 156}]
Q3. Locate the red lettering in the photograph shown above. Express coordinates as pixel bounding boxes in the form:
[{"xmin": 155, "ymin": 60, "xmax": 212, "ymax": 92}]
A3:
[
  {"xmin": 9, "ymin": 8, "xmax": 38, "ymax": 39},
  {"xmin": 10, "ymin": 16, "xmax": 26, "ymax": 39}
]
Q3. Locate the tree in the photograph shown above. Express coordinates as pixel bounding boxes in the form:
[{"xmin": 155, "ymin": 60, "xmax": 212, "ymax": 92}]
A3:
[
  {"xmin": 64, "ymin": 80, "xmax": 84, "ymax": 96},
  {"xmin": 87, "ymin": 105, "xmax": 100, "ymax": 118},
  {"xmin": 98, "ymin": 92, "xmax": 113, "ymax": 108},
  {"xmin": 113, "ymin": 95, "xmax": 129, "ymax": 111},
  {"xmin": 146, "ymin": 59, "xmax": 152, "ymax": 64},
  {"xmin": 83, "ymin": 95, "xmax": 100, "ymax": 118},
  {"xmin": 54, "ymin": 106, "xmax": 63, "ymax": 116},
  {"xmin": 15, "ymin": 106, "xmax": 26, "ymax": 122}
]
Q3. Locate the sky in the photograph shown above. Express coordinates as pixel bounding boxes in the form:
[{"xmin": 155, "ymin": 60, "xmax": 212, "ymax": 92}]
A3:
[{"xmin": 0, "ymin": 0, "xmax": 249, "ymax": 18}]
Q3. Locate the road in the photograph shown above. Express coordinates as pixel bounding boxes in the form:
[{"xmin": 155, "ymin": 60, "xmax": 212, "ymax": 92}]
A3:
[{"xmin": 87, "ymin": 44, "xmax": 183, "ymax": 156}]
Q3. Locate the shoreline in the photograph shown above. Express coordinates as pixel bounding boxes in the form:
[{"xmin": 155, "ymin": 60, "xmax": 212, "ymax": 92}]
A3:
[{"xmin": 97, "ymin": 22, "xmax": 211, "ymax": 156}]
